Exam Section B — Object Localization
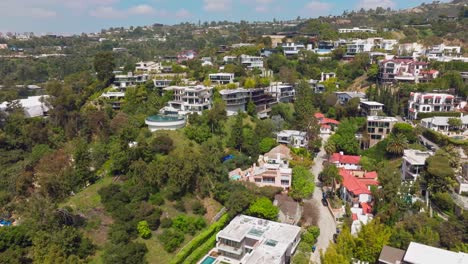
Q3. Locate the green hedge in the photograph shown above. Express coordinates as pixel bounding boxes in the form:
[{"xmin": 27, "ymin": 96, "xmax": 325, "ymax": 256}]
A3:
[
  {"xmin": 422, "ymin": 128, "xmax": 468, "ymax": 147},
  {"xmin": 417, "ymin": 112, "xmax": 461, "ymax": 120},
  {"xmin": 170, "ymin": 214, "xmax": 229, "ymax": 264},
  {"xmin": 184, "ymin": 234, "xmax": 217, "ymax": 264}
]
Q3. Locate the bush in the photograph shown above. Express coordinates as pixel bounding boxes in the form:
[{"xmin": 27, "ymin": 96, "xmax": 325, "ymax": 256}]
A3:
[
  {"xmin": 172, "ymin": 215, "xmax": 206, "ymax": 235},
  {"xmin": 183, "ymin": 235, "xmax": 217, "ymax": 264},
  {"xmin": 191, "ymin": 200, "xmax": 207, "ymax": 215},
  {"xmin": 159, "ymin": 229, "xmax": 185, "ymax": 252},
  {"xmin": 246, "ymin": 197, "xmax": 279, "ymax": 221},
  {"xmin": 137, "ymin": 221, "xmax": 151, "ymax": 239},
  {"xmin": 174, "ymin": 200, "xmax": 186, "ymax": 212},
  {"xmin": 431, "ymin": 192, "xmax": 455, "ymax": 213},
  {"xmin": 160, "ymin": 218, "xmax": 172, "ymax": 228},
  {"xmin": 170, "ymin": 214, "xmax": 229, "ymax": 264},
  {"xmin": 149, "ymin": 193, "xmax": 165, "ymax": 206},
  {"xmin": 259, "ymin": 137, "xmax": 277, "ymax": 153}
]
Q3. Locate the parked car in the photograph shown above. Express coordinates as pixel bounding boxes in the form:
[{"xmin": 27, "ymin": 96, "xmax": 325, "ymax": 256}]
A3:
[
  {"xmin": 333, "ymin": 233, "xmax": 338, "ymax": 243},
  {"xmin": 321, "ymin": 198, "xmax": 328, "ymax": 207}
]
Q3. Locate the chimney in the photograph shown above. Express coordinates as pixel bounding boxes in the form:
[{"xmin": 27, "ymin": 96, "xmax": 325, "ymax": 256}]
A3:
[{"xmin": 339, "ymin": 151, "xmax": 344, "ymax": 156}]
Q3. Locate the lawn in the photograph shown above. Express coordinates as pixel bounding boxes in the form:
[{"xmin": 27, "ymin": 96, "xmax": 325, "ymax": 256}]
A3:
[{"xmin": 62, "ymin": 176, "xmax": 113, "ymax": 212}]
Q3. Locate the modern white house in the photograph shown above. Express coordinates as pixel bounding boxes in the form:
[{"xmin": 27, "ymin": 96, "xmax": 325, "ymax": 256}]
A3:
[
  {"xmin": 403, "ymin": 242, "xmax": 468, "ymax": 264},
  {"xmin": 320, "ymin": 72, "xmax": 336, "ymax": 82},
  {"xmin": 113, "ymin": 72, "xmax": 149, "ymax": 89},
  {"xmin": 223, "ymin": 55, "xmax": 237, "ymax": 63},
  {"xmin": 219, "ymin": 88, "xmax": 249, "ymax": 116},
  {"xmin": 421, "ymin": 115, "xmax": 468, "ymax": 132},
  {"xmin": 202, "ymin": 214, "xmax": 301, "ymax": 264},
  {"xmin": 401, "ymin": 149, "xmax": 434, "ymax": 181},
  {"xmin": 276, "ymin": 130, "xmax": 307, "ymax": 148},
  {"xmin": 135, "ymin": 61, "xmax": 162, "ymax": 73},
  {"xmin": 240, "ymin": 55, "xmax": 264, "ymax": 69},
  {"xmin": 338, "ymin": 27, "xmax": 377, "ymax": 34},
  {"xmin": 161, "ymin": 85, "xmax": 213, "ymax": 115},
  {"xmin": 335, "ymin": 91, "xmax": 366, "ymax": 104},
  {"xmin": 346, "ymin": 39, "xmax": 374, "ymax": 55},
  {"xmin": 360, "ymin": 101, "xmax": 384, "ymax": 116},
  {"xmin": 281, "ymin": 42, "xmax": 312, "ymax": 56},
  {"xmin": 0, "ymin": 95, "xmax": 49, "ymax": 118},
  {"xmin": 407, "ymin": 92, "xmax": 455, "ymax": 120},
  {"xmin": 267, "ymin": 83, "xmax": 295, "ymax": 103},
  {"xmin": 209, "ymin": 73, "xmax": 235, "ymax": 84},
  {"xmin": 153, "ymin": 79, "xmax": 172, "ymax": 89},
  {"xmin": 100, "ymin": 91, "xmax": 125, "ymax": 100}
]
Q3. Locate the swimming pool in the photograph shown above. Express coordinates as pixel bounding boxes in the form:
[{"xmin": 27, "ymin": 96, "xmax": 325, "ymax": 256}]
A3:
[{"xmin": 200, "ymin": 256, "xmax": 216, "ymax": 264}]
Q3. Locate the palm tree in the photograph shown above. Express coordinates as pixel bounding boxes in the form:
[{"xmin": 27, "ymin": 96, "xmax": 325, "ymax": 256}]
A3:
[
  {"xmin": 324, "ymin": 140, "xmax": 336, "ymax": 158},
  {"xmin": 386, "ymin": 133, "xmax": 408, "ymax": 156}
]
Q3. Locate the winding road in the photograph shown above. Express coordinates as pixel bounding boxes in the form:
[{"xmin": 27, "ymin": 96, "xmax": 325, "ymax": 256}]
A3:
[{"xmin": 304, "ymin": 135, "xmax": 336, "ymax": 264}]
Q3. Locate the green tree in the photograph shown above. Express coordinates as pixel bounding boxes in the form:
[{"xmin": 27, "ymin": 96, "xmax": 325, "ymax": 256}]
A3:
[
  {"xmin": 246, "ymin": 99, "xmax": 257, "ymax": 117},
  {"xmin": 137, "ymin": 221, "xmax": 151, "ymax": 239},
  {"xmin": 102, "ymin": 242, "xmax": 148, "ymax": 263},
  {"xmin": 386, "ymin": 133, "xmax": 408, "ymax": 156},
  {"xmin": 246, "ymin": 197, "xmax": 279, "ymax": 220},
  {"xmin": 290, "ymin": 166, "xmax": 315, "ymax": 200},
  {"xmin": 229, "ymin": 113, "xmax": 244, "ymax": 151},
  {"xmin": 448, "ymin": 117, "xmax": 463, "ymax": 130},
  {"xmin": 320, "ymin": 164, "xmax": 342, "ymax": 195},
  {"xmin": 93, "ymin": 51, "xmax": 115, "ymax": 83},
  {"xmin": 259, "ymin": 137, "xmax": 277, "ymax": 153},
  {"xmin": 424, "ymin": 154, "xmax": 456, "ymax": 192}
]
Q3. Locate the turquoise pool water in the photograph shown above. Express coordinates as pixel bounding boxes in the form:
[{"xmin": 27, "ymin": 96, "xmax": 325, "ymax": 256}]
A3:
[
  {"xmin": 200, "ymin": 256, "xmax": 216, "ymax": 264},
  {"xmin": 230, "ymin": 174, "xmax": 241, "ymax": 180},
  {"xmin": 146, "ymin": 114, "xmax": 184, "ymax": 122}
]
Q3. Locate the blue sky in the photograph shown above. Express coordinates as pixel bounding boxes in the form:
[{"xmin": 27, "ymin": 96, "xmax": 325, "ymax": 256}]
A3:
[{"xmin": 0, "ymin": 0, "xmax": 428, "ymax": 34}]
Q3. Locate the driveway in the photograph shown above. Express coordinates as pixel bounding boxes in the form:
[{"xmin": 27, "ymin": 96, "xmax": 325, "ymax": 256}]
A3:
[{"xmin": 304, "ymin": 135, "xmax": 336, "ymax": 264}]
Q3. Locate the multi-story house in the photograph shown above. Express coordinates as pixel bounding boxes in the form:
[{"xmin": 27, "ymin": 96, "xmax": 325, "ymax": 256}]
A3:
[
  {"xmin": 113, "ymin": 72, "xmax": 149, "ymax": 89},
  {"xmin": 360, "ymin": 101, "xmax": 384, "ymax": 116},
  {"xmin": 407, "ymin": 92, "xmax": 455, "ymax": 120},
  {"xmin": 209, "ymin": 73, "xmax": 235, "ymax": 84},
  {"xmin": 135, "ymin": 61, "xmax": 162, "ymax": 73},
  {"xmin": 338, "ymin": 27, "xmax": 377, "ymax": 34},
  {"xmin": 379, "ymin": 242, "xmax": 468, "ymax": 264},
  {"xmin": 335, "ymin": 91, "xmax": 366, "ymax": 104},
  {"xmin": 378, "ymin": 58, "xmax": 439, "ymax": 84},
  {"xmin": 426, "ymin": 44, "xmax": 468, "ymax": 62},
  {"xmin": 346, "ymin": 39, "xmax": 374, "ymax": 55},
  {"xmin": 321, "ymin": 72, "xmax": 336, "ymax": 82},
  {"xmin": 249, "ymin": 88, "xmax": 276, "ymax": 118},
  {"xmin": 229, "ymin": 145, "xmax": 293, "ymax": 189},
  {"xmin": 219, "ymin": 88, "xmax": 249, "ymax": 116},
  {"xmin": 398, "ymin": 43, "xmax": 425, "ymax": 58},
  {"xmin": 281, "ymin": 42, "xmax": 311, "ymax": 56},
  {"xmin": 210, "ymin": 214, "xmax": 301, "ymax": 264},
  {"xmin": 329, "ymin": 152, "xmax": 361, "ymax": 170},
  {"xmin": 276, "ymin": 130, "xmax": 308, "ymax": 148},
  {"xmin": 366, "ymin": 116, "xmax": 398, "ymax": 148},
  {"xmin": 240, "ymin": 55, "xmax": 264, "ymax": 69},
  {"xmin": 153, "ymin": 79, "xmax": 172, "ymax": 89},
  {"xmin": 161, "ymin": 85, "xmax": 213, "ymax": 115},
  {"xmin": 401, "ymin": 149, "xmax": 433, "ymax": 181},
  {"xmin": 268, "ymin": 83, "xmax": 295, "ymax": 103}
]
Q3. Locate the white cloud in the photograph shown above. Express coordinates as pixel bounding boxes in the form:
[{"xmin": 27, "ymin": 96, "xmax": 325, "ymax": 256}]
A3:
[
  {"xmin": 203, "ymin": 0, "xmax": 232, "ymax": 12},
  {"xmin": 356, "ymin": 0, "xmax": 396, "ymax": 9},
  {"xmin": 175, "ymin": 9, "xmax": 191, "ymax": 19},
  {"xmin": 30, "ymin": 7, "xmax": 57, "ymax": 18},
  {"xmin": 303, "ymin": 1, "xmax": 333, "ymax": 16},
  {"xmin": 89, "ymin": 4, "xmax": 159, "ymax": 19},
  {"xmin": 128, "ymin": 4, "xmax": 155, "ymax": 15}
]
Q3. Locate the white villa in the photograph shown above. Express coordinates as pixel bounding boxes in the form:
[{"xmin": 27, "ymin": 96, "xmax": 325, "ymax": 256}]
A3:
[
  {"xmin": 209, "ymin": 73, "xmax": 235, "ymax": 84},
  {"xmin": 240, "ymin": 55, "xmax": 264, "ymax": 69},
  {"xmin": 161, "ymin": 85, "xmax": 213, "ymax": 115},
  {"xmin": 407, "ymin": 92, "xmax": 455, "ymax": 120},
  {"xmin": 0, "ymin": 95, "xmax": 50, "ymax": 118},
  {"xmin": 113, "ymin": 72, "xmax": 149, "ymax": 89},
  {"xmin": 401, "ymin": 149, "xmax": 434, "ymax": 181},
  {"xmin": 276, "ymin": 130, "xmax": 308, "ymax": 148},
  {"xmin": 421, "ymin": 115, "xmax": 468, "ymax": 132},
  {"xmin": 201, "ymin": 214, "xmax": 301, "ymax": 264}
]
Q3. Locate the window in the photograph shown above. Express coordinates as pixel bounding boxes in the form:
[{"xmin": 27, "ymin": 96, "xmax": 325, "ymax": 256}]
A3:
[{"xmin": 281, "ymin": 180, "xmax": 289, "ymax": 186}]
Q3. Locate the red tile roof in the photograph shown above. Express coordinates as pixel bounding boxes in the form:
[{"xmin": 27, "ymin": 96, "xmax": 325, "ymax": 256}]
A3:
[
  {"xmin": 314, "ymin": 113, "xmax": 325, "ymax": 119},
  {"xmin": 360, "ymin": 202, "xmax": 372, "ymax": 214},
  {"xmin": 330, "ymin": 153, "xmax": 361, "ymax": 165},
  {"xmin": 340, "ymin": 169, "xmax": 371, "ymax": 195},
  {"xmin": 322, "ymin": 118, "xmax": 340, "ymax": 125},
  {"xmin": 364, "ymin": 171, "xmax": 378, "ymax": 179}
]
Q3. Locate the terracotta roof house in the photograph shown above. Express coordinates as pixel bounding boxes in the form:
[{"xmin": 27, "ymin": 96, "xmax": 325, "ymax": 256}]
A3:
[
  {"xmin": 314, "ymin": 113, "xmax": 340, "ymax": 134},
  {"xmin": 329, "ymin": 152, "xmax": 361, "ymax": 170}
]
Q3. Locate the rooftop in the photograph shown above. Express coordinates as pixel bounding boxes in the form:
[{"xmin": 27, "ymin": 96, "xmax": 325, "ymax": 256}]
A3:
[
  {"xmin": 217, "ymin": 215, "xmax": 301, "ymax": 264},
  {"xmin": 276, "ymin": 130, "xmax": 306, "ymax": 138},
  {"xmin": 421, "ymin": 115, "xmax": 468, "ymax": 126},
  {"xmin": 378, "ymin": 245, "xmax": 406, "ymax": 264},
  {"xmin": 404, "ymin": 242, "xmax": 468, "ymax": 264},
  {"xmin": 360, "ymin": 101, "xmax": 384, "ymax": 106},
  {"xmin": 367, "ymin": 116, "xmax": 398, "ymax": 122},
  {"xmin": 330, "ymin": 152, "xmax": 361, "ymax": 165},
  {"xmin": 403, "ymin": 149, "xmax": 434, "ymax": 165},
  {"xmin": 265, "ymin": 145, "xmax": 291, "ymax": 160}
]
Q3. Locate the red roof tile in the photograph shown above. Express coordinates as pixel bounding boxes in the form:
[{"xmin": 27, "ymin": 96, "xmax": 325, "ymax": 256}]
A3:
[
  {"xmin": 340, "ymin": 169, "xmax": 371, "ymax": 195},
  {"xmin": 330, "ymin": 153, "xmax": 361, "ymax": 165},
  {"xmin": 360, "ymin": 202, "xmax": 372, "ymax": 214},
  {"xmin": 314, "ymin": 112, "xmax": 325, "ymax": 119},
  {"xmin": 322, "ymin": 118, "xmax": 340, "ymax": 125},
  {"xmin": 364, "ymin": 171, "xmax": 378, "ymax": 179}
]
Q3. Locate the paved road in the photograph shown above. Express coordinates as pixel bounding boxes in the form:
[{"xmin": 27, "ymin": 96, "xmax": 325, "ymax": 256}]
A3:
[{"xmin": 305, "ymin": 135, "xmax": 336, "ymax": 264}]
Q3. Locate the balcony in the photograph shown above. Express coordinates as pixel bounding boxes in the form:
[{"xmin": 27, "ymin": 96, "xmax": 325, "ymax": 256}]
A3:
[{"xmin": 216, "ymin": 242, "xmax": 243, "ymax": 255}]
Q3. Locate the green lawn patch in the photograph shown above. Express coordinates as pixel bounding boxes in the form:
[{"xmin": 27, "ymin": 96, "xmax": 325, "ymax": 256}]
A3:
[{"xmin": 62, "ymin": 176, "xmax": 113, "ymax": 213}]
